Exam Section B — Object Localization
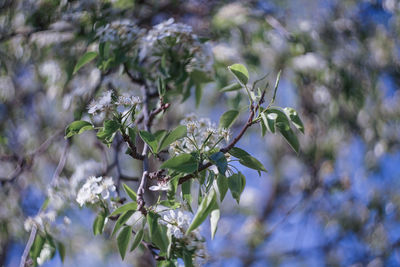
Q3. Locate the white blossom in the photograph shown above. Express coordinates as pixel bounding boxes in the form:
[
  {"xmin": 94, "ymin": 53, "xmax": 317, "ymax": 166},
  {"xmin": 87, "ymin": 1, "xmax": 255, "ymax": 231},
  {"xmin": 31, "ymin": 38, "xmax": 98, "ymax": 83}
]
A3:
[
  {"xmin": 87, "ymin": 90, "xmax": 113, "ymax": 114},
  {"xmin": 37, "ymin": 243, "xmax": 53, "ymax": 266},
  {"xmin": 169, "ymin": 114, "xmax": 230, "ymax": 155},
  {"xmin": 116, "ymin": 95, "xmax": 141, "ymax": 106},
  {"xmin": 96, "ymin": 20, "xmax": 143, "ymax": 48},
  {"xmin": 149, "ymin": 181, "xmax": 169, "ymax": 191},
  {"xmin": 76, "ymin": 176, "xmax": 115, "ymax": 207}
]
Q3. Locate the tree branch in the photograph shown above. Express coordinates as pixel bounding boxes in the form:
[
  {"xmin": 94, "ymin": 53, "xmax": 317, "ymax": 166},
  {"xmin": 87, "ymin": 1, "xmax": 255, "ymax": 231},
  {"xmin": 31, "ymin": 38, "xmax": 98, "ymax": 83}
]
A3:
[{"xmin": 19, "ymin": 141, "xmax": 70, "ymax": 267}]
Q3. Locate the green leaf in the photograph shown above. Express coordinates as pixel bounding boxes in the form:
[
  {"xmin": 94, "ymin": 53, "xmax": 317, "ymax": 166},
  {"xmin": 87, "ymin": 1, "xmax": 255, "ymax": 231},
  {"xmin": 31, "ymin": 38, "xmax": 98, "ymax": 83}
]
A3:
[
  {"xmin": 127, "ymin": 127, "xmax": 136, "ymax": 143},
  {"xmin": 57, "ymin": 241, "xmax": 65, "ymax": 263},
  {"xmin": 195, "ymin": 84, "xmax": 202, "ymax": 107},
  {"xmin": 219, "ymin": 110, "xmax": 239, "ymax": 129},
  {"xmin": 209, "ymin": 152, "xmax": 227, "ymax": 175},
  {"xmin": 130, "ymin": 228, "xmax": 144, "ymax": 252},
  {"xmin": 97, "ymin": 120, "xmax": 120, "ymax": 146},
  {"xmin": 93, "ymin": 212, "xmax": 106, "ymax": 235},
  {"xmin": 139, "ymin": 130, "xmax": 158, "ymax": 153},
  {"xmin": 190, "ymin": 69, "xmax": 213, "ymax": 84},
  {"xmin": 220, "ymin": 82, "xmax": 242, "ymax": 92},
  {"xmin": 265, "ymin": 108, "xmax": 290, "ymax": 131},
  {"xmin": 260, "ymin": 113, "xmax": 268, "ymax": 136},
  {"xmin": 110, "ymin": 202, "xmax": 137, "ymax": 217},
  {"xmin": 271, "ymin": 70, "xmax": 282, "ymax": 104},
  {"xmin": 278, "ymin": 127, "xmax": 300, "ymax": 154},
  {"xmin": 112, "ymin": 210, "xmax": 134, "ymax": 236},
  {"xmin": 186, "ymin": 189, "xmax": 217, "ymax": 234},
  {"xmin": 183, "ymin": 250, "xmax": 194, "ymax": 267},
  {"xmin": 29, "ymin": 234, "xmax": 45, "ymax": 265},
  {"xmin": 123, "ymin": 183, "xmax": 137, "ymax": 201},
  {"xmin": 228, "ymin": 173, "xmax": 246, "ymax": 204},
  {"xmin": 157, "ymin": 77, "xmax": 166, "ymax": 97},
  {"xmin": 229, "ymin": 147, "xmax": 267, "ymax": 173},
  {"xmin": 154, "ymin": 130, "xmax": 168, "ymax": 144},
  {"xmin": 65, "ymin": 120, "xmax": 93, "ymax": 138},
  {"xmin": 147, "ymin": 211, "xmax": 168, "ymax": 253},
  {"xmin": 228, "ymin": 64, "xmax": 249, "ymax": 85},
  {"xmin": 182, "ymin": 180, "xmax": 192, "ymax": 211},
  {"xmin": 284, "ymin": 107, "xmax": 304, "ymax": 133},
  {"xmin": 73, "ymin": 51, "xmax": 98, "ymax": 74},
  {"xmin": 158, "ymin": 125, "xmax": 187, "ymax": 152},
  {"xmin": 210, "ymin": 202, "xmax": 220, "ymax": 240},
  {"xmin": 161, "ymin": 153, "xmax": 198, "ymax": 173},
  {"xmin": 117, "ymin": 226, "xmax": 132, "ymax": 260},
  {"xmin": 217, "ymin": 174, "xmax": 228, "ymax": 202}
]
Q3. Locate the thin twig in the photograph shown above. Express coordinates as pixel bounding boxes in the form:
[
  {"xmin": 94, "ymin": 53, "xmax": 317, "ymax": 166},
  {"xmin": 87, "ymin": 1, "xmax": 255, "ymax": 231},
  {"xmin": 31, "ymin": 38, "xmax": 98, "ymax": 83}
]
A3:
[{"xmin": 20, "ymin": 141, "xmax": 70, "ymax": 267}]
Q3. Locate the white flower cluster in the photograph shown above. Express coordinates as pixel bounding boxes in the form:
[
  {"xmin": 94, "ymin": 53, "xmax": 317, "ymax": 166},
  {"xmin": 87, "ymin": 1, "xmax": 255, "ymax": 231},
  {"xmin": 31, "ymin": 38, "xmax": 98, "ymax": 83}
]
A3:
[
  {"xmin": 76, "ymin": 176, "xmax": 116, "ymax": 207},
  {"xmin": 24, "ymin": 211, "xmax": 57, "ymax": 233},
  {"xmin": 116, "ymin": 94, "xmax": 141, "ymax": 106},
  {"xmin": 88, "ymin": 90, "xmax": 113, "ymax": 115},
  {"xmin": 169, "ymin": 114, "xmax": 231, "ymax": 155},
  {"xmin": 36, "ymin": 243, "xmax": 53, "ymax": 266},
  {"xmin": 87, "ymin": 90, "xmax": 141, "ymax": 115},
  {"xmin": 139, "ymin": 18, "xmax": 214, "ymax": 75},
  {"xmin": 96, "ymin": 20, "xmax": 143, "ymax": 48},
  {"xmin": 161, "ymin": 209, "xmax": 207, "ymax": 264},
  {"xmin": 149, "ymin": 180, "xmax": 169, "ymax": 192}
]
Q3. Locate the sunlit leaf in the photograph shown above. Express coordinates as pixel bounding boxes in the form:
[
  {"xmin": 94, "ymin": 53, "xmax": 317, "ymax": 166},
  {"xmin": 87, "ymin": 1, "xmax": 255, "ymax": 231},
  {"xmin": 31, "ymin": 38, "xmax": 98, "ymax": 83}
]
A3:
[{"xmin": 73, "ymin": 51, "xmax": 98, "ymax": 74}]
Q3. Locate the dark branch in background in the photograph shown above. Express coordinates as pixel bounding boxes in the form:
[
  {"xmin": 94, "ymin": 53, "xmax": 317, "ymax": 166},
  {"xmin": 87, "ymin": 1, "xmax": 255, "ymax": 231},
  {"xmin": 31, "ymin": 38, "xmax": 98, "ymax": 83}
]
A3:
[
  {"xmin": 19, "ymin": 141, "xmax": 70, "ymax": 267},
  {"xmin": 0, "ymin": 129, "xmax": 64, "ymax": 185}
]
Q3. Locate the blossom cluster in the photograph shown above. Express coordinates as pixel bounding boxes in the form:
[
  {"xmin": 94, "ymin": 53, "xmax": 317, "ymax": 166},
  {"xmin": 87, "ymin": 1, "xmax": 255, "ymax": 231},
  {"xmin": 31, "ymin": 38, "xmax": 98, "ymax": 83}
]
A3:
[
  {"xmin": 139, "ymin": 18, "xmax": 214, "ymax": 76},
  {"xmin": 76, "ymin": 176, "xmax": 116, "ymax": 207},
  {"xmin": 169, "ymin": 114, "xmax": 231, "ymax": 155},
  {"xmin": 160, "ymin": 209, "xmax": 207, "ymax": 263},
  {"xmin": 87, "ymin": 90, "xmax": 141, "ymax": 115},
  {"xmin": 96, "ymin": 20, "xmax": 143, "ymax": 48}
]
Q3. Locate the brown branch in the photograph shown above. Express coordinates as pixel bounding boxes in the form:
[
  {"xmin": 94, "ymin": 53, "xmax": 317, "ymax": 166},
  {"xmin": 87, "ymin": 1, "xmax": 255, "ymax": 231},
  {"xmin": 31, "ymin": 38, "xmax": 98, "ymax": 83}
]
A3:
[{"xmin": 121, "ymin": 130, "xmax": 145, "ymax": 160}]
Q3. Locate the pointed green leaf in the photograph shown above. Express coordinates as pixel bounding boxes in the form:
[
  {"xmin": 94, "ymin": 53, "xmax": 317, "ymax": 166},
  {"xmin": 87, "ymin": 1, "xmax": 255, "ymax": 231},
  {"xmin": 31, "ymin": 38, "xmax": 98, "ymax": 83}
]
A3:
[
  {"xmin": 73, "ymin": 51, "xmax": 98, "ymax": 74},
  {"xmin": 123, "ymin": 183, "xmax": 137, "ymax": 201},
  {"xmin": 110, "ymin": 202, "xmax": 137, "ymax": 217},
  {"xmin": 271, "ymin": 70, "xmax": 282, "ymax": 104},
  {"xmin": 210, "ymin": 202, "xmax": 220, "ymax": 240},
  {"xmin": 29, "ymin": 234, "xmax": 45, "ymax": 265},
  {"xmin": 217, "ymin": 174, "xmax": 228, "ymax": 202},
  {"xmin": 228, "ymin": 173, "xmax": 246, "ymax": 204},
  {"xmin": 93, "ymin": 212, "xmax": 106, "ymax": 235},
  {"xmin": 147, "ymin": 211, "xmax": 168, "ymax": 253},
  {"xmin": 158, "ymin": 125, "xmax": 187, "ymax": 152},
  {"xmin": 209, "ymin": 152, "xmax": 227, "ymax": 175},
  {"xmin": 117, "ymin": 226, "xmax": 132, "ymax": 259},
  {"xmin": 186, "ymin": 189, "xmax": 217, "ymax": 234},
  {"xmin": 220, "ymin": 82, "xmax": 242, "ymax": 92},
  {"xmin": 228, "ymin": 64, "xmax": 249, "ymax": 85},
  {"xmin": 229, "ymin": 147, "xmax": 267, "ymax": 173},
  {"xmin": 160, "ymin": 153, "xmax": 198, "ymax": 173},
  {"xmin": 139, "ymin": 130, "xmax": 158, "ymax": 153},
  {"xmin": 57, "ymin": 241, "xmax": 65, "ymax": 263},
  {"xmin": 278, "ymin": 127, "xmax": 300, "ymax": 154},
  {"xmin": 112, "ymin": 210, "xmax": 134, "ymax": 236},
  {"xmin": 284, "ymin": 107, "xmax": 304, "ymax": 133},
  {"xmin": 219, "ymin": 110, "xmax": 239, "ymax": 129},
  {"xmin": 130, "ymin": 228, "xmax": 144, "ymax": 252},
  {"xmin": 65, "ymin": 120, "xmax": 93, "ymax": 138},
  {"xmin": 195, "ymin": 84, "xmax": 202, "ymax": 107}
]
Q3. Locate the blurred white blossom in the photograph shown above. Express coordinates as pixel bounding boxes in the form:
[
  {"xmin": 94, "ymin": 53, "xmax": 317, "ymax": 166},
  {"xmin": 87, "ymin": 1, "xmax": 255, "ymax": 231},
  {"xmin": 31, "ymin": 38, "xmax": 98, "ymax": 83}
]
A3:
[{"xmin": 76, "ymin": 176, "xmax": 116, "ymax": 206}]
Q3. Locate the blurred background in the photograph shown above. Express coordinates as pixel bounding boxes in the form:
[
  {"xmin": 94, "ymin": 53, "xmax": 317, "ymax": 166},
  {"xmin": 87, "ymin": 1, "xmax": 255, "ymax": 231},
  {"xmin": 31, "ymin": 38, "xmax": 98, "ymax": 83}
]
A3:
[{"xmin": 1, "ymin": 0, "xmax": 400, "ymax": 266}]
